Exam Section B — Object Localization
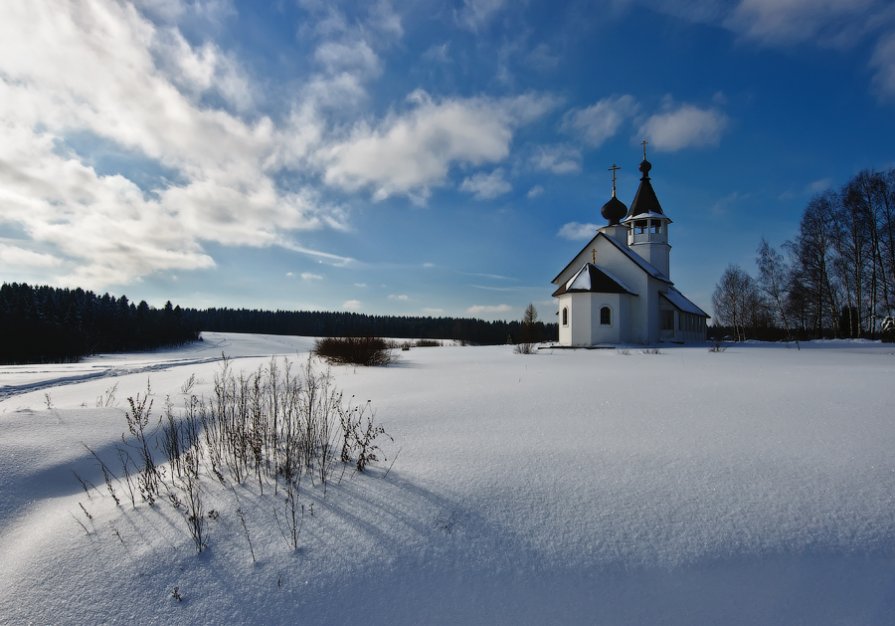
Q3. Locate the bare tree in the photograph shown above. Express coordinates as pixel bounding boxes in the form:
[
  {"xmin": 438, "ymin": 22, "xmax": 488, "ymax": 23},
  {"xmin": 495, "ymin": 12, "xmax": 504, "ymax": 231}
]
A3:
[
  {"xmin": 712, "ymin": 264, "xmax": 763, "ymax": 341},
  {"xmin": 756, "ymin": 239, "xmax": 798, "ymax": 347},
  {"xmin": 789, "ymin": 192, "xmax": 841, "ymax": 336}
]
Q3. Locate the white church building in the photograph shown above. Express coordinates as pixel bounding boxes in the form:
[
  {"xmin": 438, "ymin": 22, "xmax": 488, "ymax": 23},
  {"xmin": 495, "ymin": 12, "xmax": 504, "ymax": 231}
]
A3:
[{"xmin": 552, "ymin": 154, "xmax": 708, "ymax": 346}]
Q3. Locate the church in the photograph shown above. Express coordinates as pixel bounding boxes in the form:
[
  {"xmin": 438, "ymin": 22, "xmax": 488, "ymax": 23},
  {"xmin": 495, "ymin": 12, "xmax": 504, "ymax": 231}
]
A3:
[{"xmin": 551, "ymin": 149, "xmax": 709, "ymax": 346}]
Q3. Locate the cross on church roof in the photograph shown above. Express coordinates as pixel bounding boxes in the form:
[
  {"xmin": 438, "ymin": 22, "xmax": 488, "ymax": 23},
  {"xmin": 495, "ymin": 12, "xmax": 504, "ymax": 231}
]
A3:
[
  {"xmin": 641, "ymin": 138, "xmax": 648, "ymax": 160},
  {"xmin": 608, "ymin": 163, "xmax": 620, "ymax": 197}
]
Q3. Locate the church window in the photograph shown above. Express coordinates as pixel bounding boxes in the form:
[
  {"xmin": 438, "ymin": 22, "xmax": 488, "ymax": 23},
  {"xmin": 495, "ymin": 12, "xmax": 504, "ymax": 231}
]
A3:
[
  {"xmin": 562, "ymin": 307, "xmax": 568, "ymax": 326},
  {"xmin": 661, "ymin": 309, "xmax": 674, "ymax": 331},
  {"xmin": 600, "ymin": 306, "xmax": 611, "ymax": 325}
]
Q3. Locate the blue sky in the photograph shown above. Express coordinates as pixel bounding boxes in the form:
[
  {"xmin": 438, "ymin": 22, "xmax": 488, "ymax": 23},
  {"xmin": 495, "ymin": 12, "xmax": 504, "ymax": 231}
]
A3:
[{"xmin": 1, "ymin": 1, "xmax": 893, "ymax": 320}]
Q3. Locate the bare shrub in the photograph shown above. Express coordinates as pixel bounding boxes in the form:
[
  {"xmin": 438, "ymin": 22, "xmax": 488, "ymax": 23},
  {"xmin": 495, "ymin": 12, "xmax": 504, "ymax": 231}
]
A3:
[
  {"xmin": 82, "ymin": 354, "xmax": 392, "ymax": 558},
  {"xmin": 313, "ymin": 336, "xmax": 394, "ymax": 366}
]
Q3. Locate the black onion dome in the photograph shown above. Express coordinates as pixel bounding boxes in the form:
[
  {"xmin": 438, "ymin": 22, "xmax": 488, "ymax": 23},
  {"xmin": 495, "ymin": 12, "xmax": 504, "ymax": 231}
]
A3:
[{"xmin": 600, "ymin": 195, "xmax": 628, "ymax": 225}]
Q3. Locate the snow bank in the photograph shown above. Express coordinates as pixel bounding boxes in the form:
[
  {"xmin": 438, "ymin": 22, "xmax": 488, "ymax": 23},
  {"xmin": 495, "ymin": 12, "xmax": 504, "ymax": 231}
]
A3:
[{"xmin": 1, "ymin": 336, "xmax": 894, "ymax": 624}]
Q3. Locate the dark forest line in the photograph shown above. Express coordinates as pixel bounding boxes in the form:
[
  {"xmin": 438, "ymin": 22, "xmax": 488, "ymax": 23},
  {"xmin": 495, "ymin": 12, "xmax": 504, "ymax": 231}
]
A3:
[{"xmin": 0, "ymin": 282, "xmax": 557, "ymax": 364}]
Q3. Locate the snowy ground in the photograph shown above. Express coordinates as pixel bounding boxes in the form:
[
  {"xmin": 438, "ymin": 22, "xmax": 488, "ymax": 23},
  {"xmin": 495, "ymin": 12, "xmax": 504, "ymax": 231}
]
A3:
[{"xmin": 2, "ymin": 333, "xmax": 895, "ymax": 625}]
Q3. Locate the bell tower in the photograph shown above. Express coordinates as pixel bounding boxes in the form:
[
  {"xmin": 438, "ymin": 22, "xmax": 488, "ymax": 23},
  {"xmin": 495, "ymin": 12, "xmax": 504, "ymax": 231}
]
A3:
[{"xmin": 622, "ymin": 141, "xmax": 672, "ymax": 278}]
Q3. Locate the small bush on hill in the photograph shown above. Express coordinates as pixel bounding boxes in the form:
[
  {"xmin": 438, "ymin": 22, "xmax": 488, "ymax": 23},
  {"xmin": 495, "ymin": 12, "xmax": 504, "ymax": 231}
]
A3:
[
  {"xmin": 314, "ymin": 336, "xmax": 394, "ymax": 366},
  {"xmin": 414, "ymin": 339, "xmax": 440, "ymax": 347}
]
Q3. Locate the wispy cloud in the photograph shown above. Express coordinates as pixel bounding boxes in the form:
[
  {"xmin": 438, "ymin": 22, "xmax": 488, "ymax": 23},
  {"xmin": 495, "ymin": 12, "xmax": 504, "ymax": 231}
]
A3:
[
  {"xmin": 562, "ymin": 95, "xmax": 639, "ymax": 148},
  {"xmin": 643, "ymin": 0, "xmax": 895, "ymax": 100},
  {"xmin": 871, "ymin": 31, "xmax": 895, "ymax": 98},
  {"xmin": 466, "ymin": 303, "xmax": 512, "ymax": 315},
  {"xmin": 724, "ymin": 0, "xmax": 882, "ymax": 48},
  {"xmin": 0, "ymin": 243, "xmax": 62, "ymax": 268},
  {"xmin": 343, "ymin": 299, "xmax": 363, "ymax": 310},
  {"xmin": 456, "ymin": 0, "xmax": 507, "ymax": 31},
  {"xmin": 388, "ymin": 293, "xmax": 410, "ymax": 301},
  {"xmin": 530, "ymin": 144, "xmax": 581, "ymax": 175},
  {"xmin": 460, "ymin": 168, "xmax": 512, "ymax": 199},
  {"xmin": 557, "ymin": 222, "xmax": 598, "ymax": 241},
  {"xmin": 638, "ymin": 102, "xmax": 729, "ymax": 151},
  {"xmin": 527, "ymin": 185, "xmax": 544, "ymax": 199},
  {"xmin": 301, "ymin": 272, "xmax": 324, "ymax": 281}
]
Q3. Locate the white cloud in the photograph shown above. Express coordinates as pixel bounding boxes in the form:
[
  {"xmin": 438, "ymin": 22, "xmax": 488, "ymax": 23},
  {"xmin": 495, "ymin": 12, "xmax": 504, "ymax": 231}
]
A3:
[
  {"xmin": 724, "ymin": 0, "xmax": 881, "ymax": 47},
  {"xmin": 151, "ymin": 28, "xmax": 253, "ymax": 112},
  {"xmin": 343, "ymin": 299, "xmax": 363, "ymax": 310},
  {"xmin": 466, "ymin": 303, "xmax": 512, "ymax": 315},
  {"xmin": 314, "ymin": 40, "xmax": 382, "ymax": 77},
  {"xmin": 423, "ymin": 42, "xmax": 451, "ymax": 64},
  {"xmin": 354, "ymin": 282, "xmax": 368, "ymax": 288},
  {"xmin": 638, "ymin": 103, "xmax": 729, "ymax": 152},
  {"xmin": 562, "ymin": 95, "xmax": 639, "ymax": 148},
  {"xmin": 0, "ymin": 243, "xmax": 62, "ymax": 268},
  {"xmin": 301, "ymin": 272, "xmax": 324, "ymax": 281},
  {"xmin": 806, "ymin": 178, "xmax": 834, "ymax": 194},
  {"xmin": 0, "ymin": 1, "xmax": 352, "ymax": 289},
  {"xmin": 527, "ymin": 185, "xmax": 545, "ymax": 199},
  {"xmin": 457, "ymin": 0, "xmax": 507, "ymax": 31},
  {"xmin": 557, "ymin": 222, "xmax": 598, "ymax": 241},
  {"xmin": 320, "ymin": 91, "xmax": 554, "ymax": 202},
  {"xmin": 527, "ymin": 43, "xmax": 560, "ymax": 71},
  {"xmin": 641, "ymin": 0, "xmax": 895, "ymax": 100},
  {"xmin": 871, "ymin": 32, "xmax": 895, "ymax": 98},
  {"xmin": 388, "ymin": 293, "xmax": 410, "ymax": 301},
  {"xmin": 460, "ymin": 169, "xmax": 512, "ymax": 200},
  {"xmin": 531, "ymin": 144, "xmax": 581, "ymax": 175},
  {"xmin": 708, "ymin": 191, "xmax": 747, "ymax": 217}
]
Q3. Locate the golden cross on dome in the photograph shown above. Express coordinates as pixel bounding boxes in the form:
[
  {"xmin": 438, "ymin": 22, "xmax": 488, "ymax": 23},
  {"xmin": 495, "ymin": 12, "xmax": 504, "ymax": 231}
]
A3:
[
  {"xmin": 608, "ymin": 163, "xmax": 620, "ymax": 197},
  {"xmin": 641, "ymin": 138, "xmax": 648, "ymax": 160}
]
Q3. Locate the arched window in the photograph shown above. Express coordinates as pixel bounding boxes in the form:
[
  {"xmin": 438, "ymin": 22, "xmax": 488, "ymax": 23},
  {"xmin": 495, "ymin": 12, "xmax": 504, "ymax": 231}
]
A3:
[
  {"xmin": 562, "ymin": 307, "xmax": 569, "ymax": 326},
  {"xmin": 600, "ymin": 306, "xmax": 611, "ymax": 325}
]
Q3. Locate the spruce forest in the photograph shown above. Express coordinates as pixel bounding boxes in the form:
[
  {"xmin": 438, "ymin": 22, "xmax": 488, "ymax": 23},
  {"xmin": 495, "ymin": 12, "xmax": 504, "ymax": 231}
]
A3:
[{"xmin": 0, "ymin": 282, "xmax": 556, "ymax": 364}]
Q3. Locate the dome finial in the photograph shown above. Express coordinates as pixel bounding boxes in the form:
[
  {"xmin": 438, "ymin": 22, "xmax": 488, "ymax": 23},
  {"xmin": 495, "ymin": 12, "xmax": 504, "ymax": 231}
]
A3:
[{"xmin": 639, "ymin": 138, "xmax": 652, "ymax": 178}]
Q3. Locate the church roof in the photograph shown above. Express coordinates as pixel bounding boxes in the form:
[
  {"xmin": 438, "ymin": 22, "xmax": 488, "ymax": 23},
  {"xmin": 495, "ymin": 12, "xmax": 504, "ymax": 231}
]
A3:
[
  {"xmin": 623, "ymin": 159, "xmax": 669, "ymax": 222},
  {"xmin": 552, "ymin": 263, "xmax": 638, "ymax": 297},
  {"xmin": 551, "ymin": 231, "xmax": 671, "ymax": 285},
  {"xmin": 661, "ymin": 288, "xmax": 710, "ymax": 317}
]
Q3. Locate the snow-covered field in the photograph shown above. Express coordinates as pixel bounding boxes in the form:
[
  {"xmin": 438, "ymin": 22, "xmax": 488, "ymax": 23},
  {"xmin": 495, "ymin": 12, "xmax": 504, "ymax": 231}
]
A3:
[{"xmin": 2, "ymin": 333, "xmax": 894, "ymax": 625}]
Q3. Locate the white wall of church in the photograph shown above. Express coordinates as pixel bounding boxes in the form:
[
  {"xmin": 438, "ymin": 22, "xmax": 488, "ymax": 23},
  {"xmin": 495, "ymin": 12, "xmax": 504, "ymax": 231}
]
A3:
[
  {"xmin": 559, "ymin": 293, "xmax": 639, "ymax": 346},
  {"xmin": 568, "ymin": 295, "xmax": 592, "ymax": 346},
  {"xmin": 630, "ymin": 241, "xmax": 671, "ymax": 279},
  {"xmin": 588, "ymin": 293, "xmax": 622, "ymax": 344}
]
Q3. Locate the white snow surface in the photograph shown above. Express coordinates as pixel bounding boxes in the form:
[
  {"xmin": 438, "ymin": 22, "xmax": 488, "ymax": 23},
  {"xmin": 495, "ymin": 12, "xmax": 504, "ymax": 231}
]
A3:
[{"xmin": 2, "ymin": 333, "xmax": 895, "ymax": 624}]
